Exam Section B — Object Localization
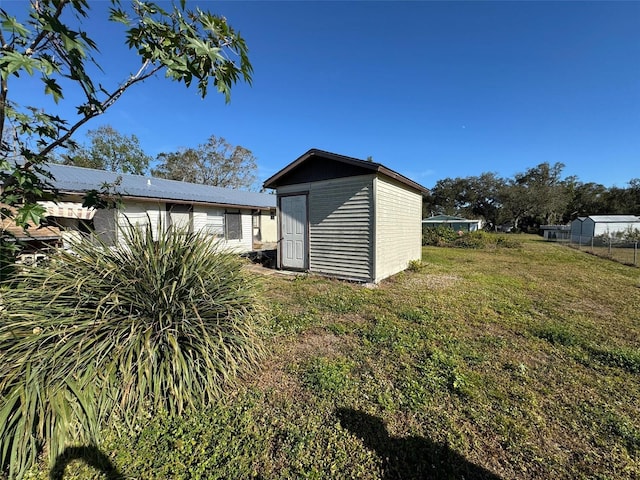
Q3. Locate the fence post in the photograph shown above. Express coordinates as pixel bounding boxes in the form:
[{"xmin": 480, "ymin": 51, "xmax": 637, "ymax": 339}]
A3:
[
  {"xmin": 635, "ymin": 242, "xmax": 638, "ymax": 266},
  {"xmin": 609, "ymin": 237, "xmax": 612, "ymax": 256}
]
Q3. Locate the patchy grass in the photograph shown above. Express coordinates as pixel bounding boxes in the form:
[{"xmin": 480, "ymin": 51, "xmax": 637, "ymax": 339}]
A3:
[{"xmin": 20, "ymin": 235, "xmax": 640, "ymax": 479}]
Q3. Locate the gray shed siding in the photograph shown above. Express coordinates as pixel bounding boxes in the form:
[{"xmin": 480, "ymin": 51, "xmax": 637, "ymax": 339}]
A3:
[
  {"xmin": 277, "ymin": 175, "xmax": 374, "ymax": 282},
  {"xmin": 570, "ymin": 217, "xmax": 586, "ymax": 242}
]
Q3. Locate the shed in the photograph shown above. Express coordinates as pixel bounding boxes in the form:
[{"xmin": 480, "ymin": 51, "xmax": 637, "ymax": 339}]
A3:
[
  {"xmin": 422, "ymin": 214, "xmax": 482, "ymax": 232},
  {"xmin": 571, "ymin": 215, "xmax": 640, "ymax": 243},
  {"xmin": 540, "ymin": 224, "xmax": 571, "ymax": 241},
  {"xmin": 263, "ymin": 149, "xmax": 428, "ymax": 283}
]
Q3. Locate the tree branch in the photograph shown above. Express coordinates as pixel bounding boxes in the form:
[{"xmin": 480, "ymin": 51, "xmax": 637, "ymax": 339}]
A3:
[
  {"xmin": 28, "ymin": 0, "xmax": 69, "ymax": 53},
  {"xmin": 39, "ymin": 61, "xmax": 162, "ymax": 157}
]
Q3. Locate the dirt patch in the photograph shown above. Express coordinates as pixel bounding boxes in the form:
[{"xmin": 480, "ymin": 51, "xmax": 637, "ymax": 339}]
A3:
[
  {"xmin": 290, "ymin": 329, "xmax": 351, "ymax": 359},
  {"xmin": 249, "ymin": 329, "xmax": 356, "ymax": 397},
  {"xmin": 399, "ymin": 274, "xmax": 462, "ymax": 290}
]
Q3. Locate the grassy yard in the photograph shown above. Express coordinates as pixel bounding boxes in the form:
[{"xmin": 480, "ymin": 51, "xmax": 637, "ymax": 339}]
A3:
[{"xmin": 28, "ymin": 235, "xmax": 640, "ymax": 479}]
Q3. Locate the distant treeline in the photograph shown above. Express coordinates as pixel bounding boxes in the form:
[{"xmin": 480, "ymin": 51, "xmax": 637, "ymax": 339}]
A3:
[{"xmin": 423, "ymin": 162, "xmax": 640, "ymax": 232}]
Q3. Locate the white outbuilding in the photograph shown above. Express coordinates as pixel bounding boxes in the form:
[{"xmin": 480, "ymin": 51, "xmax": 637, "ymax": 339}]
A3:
[
  {"xmin": 571, "ymin": 215, "xmax": 640, "ymax": 242},
  {"xmin": 263, "ymin": 149, "xmax": 428, "ymax": 283}
]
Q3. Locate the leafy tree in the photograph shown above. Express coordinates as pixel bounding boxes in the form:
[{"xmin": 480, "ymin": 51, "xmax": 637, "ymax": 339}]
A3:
[
  {"xmin": 424, "ymin": 173, "xmax": 505, "ymax": 229},
  {"xmin": 426, "ymin": 177, "xmax": 471, "ymax": 216},
  {"xmin": 464, "ymin": 173, "xmax": 505, "ymax": 229},
  {"xmin": 59, "ymin": 124, "xmax": 152, "ymax": 174},
  {"xmin": 0, "ymin": 0, "xmax": 252, "ymax": 232},
  {"xmin": 500, "ymin": 180, "xmax": 530, "ymax": 231},
  {"xmin": 152, "ymin": 134, "xmax": 258, "ymax": 189},
  {"xmin": 502, "ymin": 162, "xmax": 568, "ymax": 230},
  {"xmin": 621, "ymin": 178, "xmax": 640, "ymax": 216},
  {"xmin": 562, "ymin": 177, "xmax": 608, "ymax": 221}
]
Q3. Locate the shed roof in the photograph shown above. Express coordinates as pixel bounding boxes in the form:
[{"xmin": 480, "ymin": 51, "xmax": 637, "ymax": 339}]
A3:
[
  {"xmin": 44, "ymin": 163, "xmax": 276, "ymax": 210},
  {"xmin": 263, "ymin": 149, "xmax": 429, "ymax": 194},
  {"xmin": 422, "ymin": 214, "xmax": 475, "ymax": 222},
  {"xmin": 584, "ymin": 215, "xmax": 640, "ymax": 223}
]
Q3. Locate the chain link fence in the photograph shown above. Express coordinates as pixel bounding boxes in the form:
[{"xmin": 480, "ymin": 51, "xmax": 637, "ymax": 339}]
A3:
[{"xmin": 568, "ymin": 235, "xmax": 639, "ymax": 266}]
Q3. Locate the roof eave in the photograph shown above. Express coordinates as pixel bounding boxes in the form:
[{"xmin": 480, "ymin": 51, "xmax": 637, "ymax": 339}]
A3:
[
  {"xmin": 57, "ymin": 190, "xmax": 275, "ymax": 211},
  {"xmin": 263, "ymin": 148, "xmax": 429, "ymax": 195}
]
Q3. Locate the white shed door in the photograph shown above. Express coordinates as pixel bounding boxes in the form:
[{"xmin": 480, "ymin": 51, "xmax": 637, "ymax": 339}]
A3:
[{"xmin": 280, "ymin": 195, "xmax": 307, "ymax": 270}]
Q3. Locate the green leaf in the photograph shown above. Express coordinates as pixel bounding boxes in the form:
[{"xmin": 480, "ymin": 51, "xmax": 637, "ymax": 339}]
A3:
[
  {"xmin": 0, "ymin": 51, "xmax": 38, "ymax": 78},
  {"xmin": 14, "ymin": 203, "xmax": 46, "ymax": 228},
  {"xmin": 43, "ymin": 77, "xmax": 64, "ymax": 103},
  {"xmin": 1, "ymin": 12, "xmax": 29, "ymax": 37}
]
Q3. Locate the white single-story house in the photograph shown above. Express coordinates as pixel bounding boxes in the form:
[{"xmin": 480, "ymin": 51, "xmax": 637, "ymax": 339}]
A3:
[
  {"xmin": 263, "ymin": 149, "xmax": 428, "ymax": 283},
  {"xmin": 422, "ymin": 214, "xmax": 482, "ymax": 232},
  {"xmin": 39, "ymin": 163, "xmax": 277, "ymax": 253},
  {"xmin": 570, "ymin": 215, "xmax": 640, "ymax": 243}
]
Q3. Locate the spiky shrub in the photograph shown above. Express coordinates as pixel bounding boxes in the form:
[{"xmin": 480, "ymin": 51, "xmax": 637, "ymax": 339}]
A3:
[{"xmin": 0, "ymin": 223, "xmax": 265, "ymax": 478}]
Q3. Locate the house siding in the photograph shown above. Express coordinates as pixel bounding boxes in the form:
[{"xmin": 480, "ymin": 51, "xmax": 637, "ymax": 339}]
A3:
[
  {"xmin": 277, "ymin": 175, "xmax": 374, "ymax": 282},
  {"xmin": 117, "ymin": 201, "xmax": 164, "ymax": 241},
  {"xmin": 309, "ymin": 176, "xmax": 373, "ymax": 281},
  {"xmin": 259, "ymin": 210, "xmax": 278, "ymax": 244},
  {"xmin": 193, "ymin": 205, "xmax": 253, "ymax": 252},
  {"xmin": 374, "ymin": 176, "xmax": 422, "ymax": 283}
]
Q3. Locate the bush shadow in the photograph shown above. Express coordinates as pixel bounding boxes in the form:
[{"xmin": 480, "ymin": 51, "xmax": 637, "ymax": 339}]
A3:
[
  {"xmin": 336, "ymin": 408, "xmax": 501, "ymax": 480},
  {"xmin": 49, "ymin": 445, "xmax": 124, "ymax": 480}
]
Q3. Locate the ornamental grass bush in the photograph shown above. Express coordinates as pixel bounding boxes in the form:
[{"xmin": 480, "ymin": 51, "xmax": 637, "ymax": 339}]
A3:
[{"xmin": 0, "ymin": 223, "xmax": 265, "ymax": 479}]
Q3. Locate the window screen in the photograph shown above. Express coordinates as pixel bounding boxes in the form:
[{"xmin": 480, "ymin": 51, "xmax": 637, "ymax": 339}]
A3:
[
  {"xmin": 225, "ymin": 212, "xmax": 242, "ymax": 240},
  {"xmin": 206, "ymin": 210, "xmax": 224, "ymax": 237}
]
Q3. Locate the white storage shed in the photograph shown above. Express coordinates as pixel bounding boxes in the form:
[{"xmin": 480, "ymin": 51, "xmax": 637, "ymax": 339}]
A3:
[
  {"xmin": 570, "ymin": 215, "xmax": 640, "ymax": 242},
  {"xmin": 263, "ymin": 149, "xmax": 428, "ymax": 283}
]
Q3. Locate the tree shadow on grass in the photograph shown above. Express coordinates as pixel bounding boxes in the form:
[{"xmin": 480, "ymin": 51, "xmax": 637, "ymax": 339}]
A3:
[
  {"xmin": 336, "ymin": 408, "xmax": 501, "ymax": 480},
  {"xmin": 49, "ymin": 445, "xmax": 124, "ymax": 480}
]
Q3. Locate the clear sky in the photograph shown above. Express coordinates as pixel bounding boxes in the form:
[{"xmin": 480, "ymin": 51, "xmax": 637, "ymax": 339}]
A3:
[{"xmin": 5, "ymin": 0, "xmax": 640, "ymax": 190}]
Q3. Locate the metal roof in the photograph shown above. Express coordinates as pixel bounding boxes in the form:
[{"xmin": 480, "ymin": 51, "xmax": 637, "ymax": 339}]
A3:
[
  {"xmin": 44, "ymin": 163, "xmax": 276, "ymax": 210},
  {"xmin": 584, "ymin": 215, "xmax": 640, "ymax": 223}
]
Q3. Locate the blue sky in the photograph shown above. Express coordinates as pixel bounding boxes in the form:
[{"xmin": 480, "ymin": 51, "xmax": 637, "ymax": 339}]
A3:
[{"xmin": 5, "ymin": 1, "xmax": 640, "ymax": 189}]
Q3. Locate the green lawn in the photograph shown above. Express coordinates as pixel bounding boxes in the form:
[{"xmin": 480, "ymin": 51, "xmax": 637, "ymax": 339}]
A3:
[{"xmin": 28, "ymin": 236, "xmax": 640, "ymax": 479}]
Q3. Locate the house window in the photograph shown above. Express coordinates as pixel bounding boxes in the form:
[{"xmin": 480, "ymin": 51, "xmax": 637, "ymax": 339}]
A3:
[
  {"xmin": 225, "ymin": 212, "xmax": 242, "ymax": 240},
  {"xmin": 270, "ymin": 208, "xmax": 276, "ymax": 220},
  {"xmin": 166, "ymin": 203, "xmax": 193, "ymax": 232},
  {"xmin": 205, "ymin": 210, "xmax": 224, "ymax": 237}
]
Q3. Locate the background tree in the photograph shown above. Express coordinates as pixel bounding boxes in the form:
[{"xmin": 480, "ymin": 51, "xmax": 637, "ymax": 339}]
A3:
[
  {"xmin": 464, "ymin": 173, "xmax": 505, "ymax": 229},
  {"xmin": 561, "ymin": 178, "xmax": 609, "ymax": 221},
  {"xmin": 501, "ymin": 162, "xmax": 568, "ymax": 231},
  {"xmin": 423, "ymin": 163, "xmax": 640, "ymax": 233},
  {"xmin": 152, "ymin": 134, "xmax": 258, "ymax": 190},
  {"xmin": 423, "ymin": 173, "xmax": 505, "ymax": 229},
  {"xmin": 0, "ymin": 0, "xmax": 252, "ymax": 232},
  {"xmin": 59, "ymin": 125, "xmax": 152, "ymax": 174},
  {"xmin": 425, "ymin": 177, "xmax": 471, "ymax": 216},
  {"xmin": 499, "ymin": 180, "xmax": 530, "ymax": 231}
]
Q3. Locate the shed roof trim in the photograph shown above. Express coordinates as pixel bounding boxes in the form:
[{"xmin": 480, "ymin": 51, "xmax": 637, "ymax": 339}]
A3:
[
  {"xmin": 579, "ymin": 215, "xmax": 640, "ymax": 223},
  {"xmin": 263, "ymin": 149, "xmax": 429, "ymax": 194}
]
